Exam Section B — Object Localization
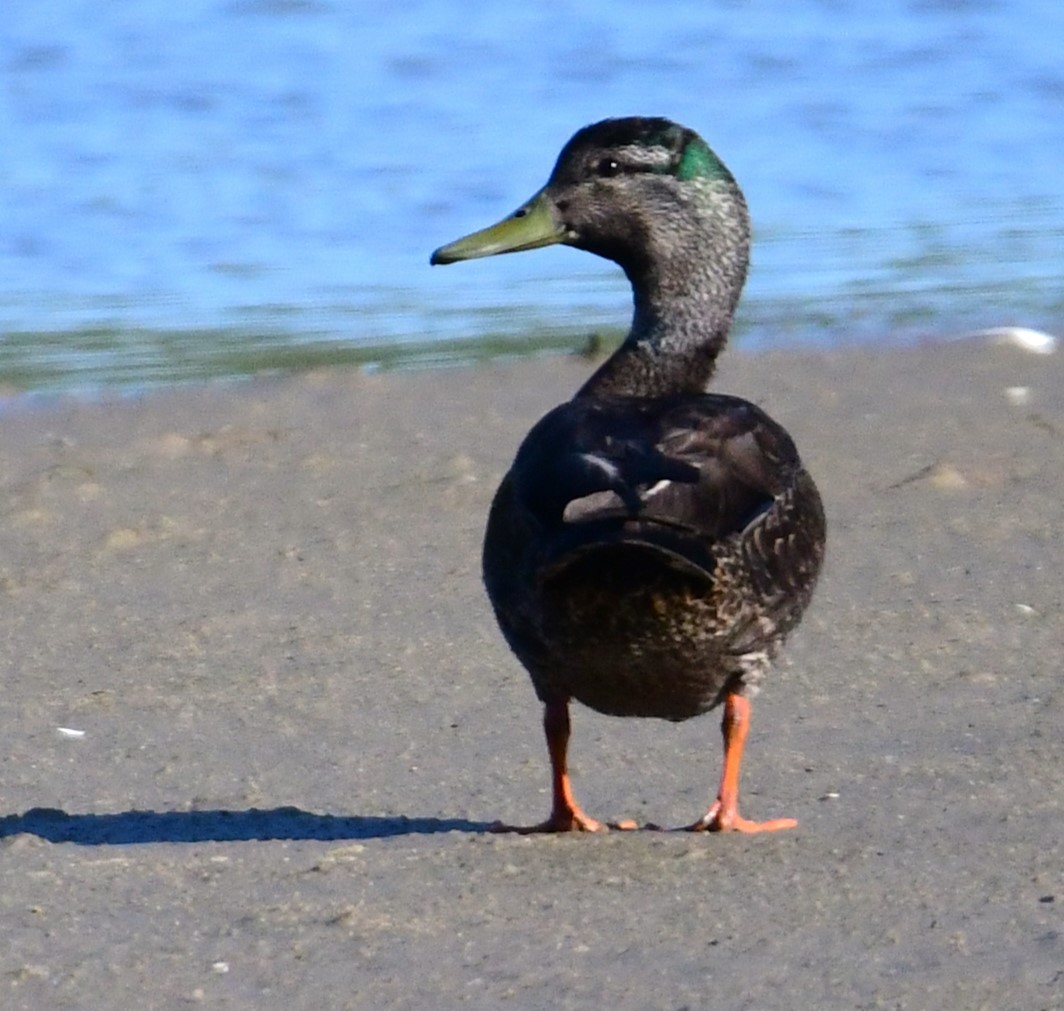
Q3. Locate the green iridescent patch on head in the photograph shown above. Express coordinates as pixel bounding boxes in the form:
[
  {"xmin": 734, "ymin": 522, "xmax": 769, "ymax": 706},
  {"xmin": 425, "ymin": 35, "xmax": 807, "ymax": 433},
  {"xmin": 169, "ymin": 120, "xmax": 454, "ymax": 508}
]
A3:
[{"xmin": 676, "ymin": 136, "xmax": 727, "ymax": 182}]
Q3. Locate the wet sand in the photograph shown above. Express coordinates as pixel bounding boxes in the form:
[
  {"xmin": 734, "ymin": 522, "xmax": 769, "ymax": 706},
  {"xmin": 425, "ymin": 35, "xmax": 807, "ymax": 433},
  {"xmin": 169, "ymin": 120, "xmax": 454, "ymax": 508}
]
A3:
[{"xmin": 1, "ymin": 339, "xmax": 1061, "ymax": 1009}]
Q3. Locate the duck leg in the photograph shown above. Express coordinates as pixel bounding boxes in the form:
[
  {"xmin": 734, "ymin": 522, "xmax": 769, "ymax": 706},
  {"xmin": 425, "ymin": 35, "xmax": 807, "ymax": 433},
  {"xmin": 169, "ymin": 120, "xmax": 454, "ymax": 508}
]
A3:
[
  {"xmin": 686, "ymin": 692, "xmax": 797, "ymax": 833},
  {"xmin": 492, "ymin": 697, "xmax": 604, "ymax": 833}
]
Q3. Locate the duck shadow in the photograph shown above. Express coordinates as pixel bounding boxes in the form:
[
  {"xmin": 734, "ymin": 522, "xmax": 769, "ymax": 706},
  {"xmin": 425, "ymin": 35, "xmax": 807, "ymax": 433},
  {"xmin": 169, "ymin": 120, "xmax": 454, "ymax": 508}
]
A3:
[{"xmin": 0, "ymin": 806, "xmax": 493, "ymax": 846}]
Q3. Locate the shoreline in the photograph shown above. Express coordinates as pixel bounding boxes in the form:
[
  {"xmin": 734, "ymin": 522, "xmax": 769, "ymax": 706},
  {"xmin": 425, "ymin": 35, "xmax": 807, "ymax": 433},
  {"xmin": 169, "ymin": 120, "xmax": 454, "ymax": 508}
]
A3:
[{"xmin": 0, "ymin": 322, "xmax": 1056, "ymax": 411}]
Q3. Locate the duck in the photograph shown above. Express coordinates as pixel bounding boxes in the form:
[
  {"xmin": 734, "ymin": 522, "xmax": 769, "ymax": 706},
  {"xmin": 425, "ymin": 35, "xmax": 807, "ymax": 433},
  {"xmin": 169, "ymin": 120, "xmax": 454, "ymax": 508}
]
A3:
[{"xmin": 431, "ymin": 117, "xmax": 826, "ymax": 833}]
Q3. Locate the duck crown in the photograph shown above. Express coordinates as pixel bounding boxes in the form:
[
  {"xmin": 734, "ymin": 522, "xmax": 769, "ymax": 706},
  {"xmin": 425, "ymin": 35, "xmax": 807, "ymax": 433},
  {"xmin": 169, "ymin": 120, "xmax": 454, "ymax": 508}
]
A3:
[{"xmin": 548, "ymin": 117, "xmax": 735, "ymax": 188}]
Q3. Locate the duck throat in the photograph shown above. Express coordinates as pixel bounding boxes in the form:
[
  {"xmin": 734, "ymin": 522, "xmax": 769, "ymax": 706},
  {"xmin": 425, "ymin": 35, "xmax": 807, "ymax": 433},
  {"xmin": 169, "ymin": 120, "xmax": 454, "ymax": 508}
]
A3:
[
  {"xmin": 577, "ymin": 267, "xmax": 742, "ymax": 399},
  {"xmin": 576, "ymin": 186, "xmax": 750, "ymax": 400}
]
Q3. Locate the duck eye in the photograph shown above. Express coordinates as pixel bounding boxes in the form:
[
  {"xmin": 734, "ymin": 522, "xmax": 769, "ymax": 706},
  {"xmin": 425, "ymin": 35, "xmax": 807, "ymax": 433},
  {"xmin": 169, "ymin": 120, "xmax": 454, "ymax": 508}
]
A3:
[{"xmin": 595, "ymin": 158, "xmax": 621, "ymax": 178}]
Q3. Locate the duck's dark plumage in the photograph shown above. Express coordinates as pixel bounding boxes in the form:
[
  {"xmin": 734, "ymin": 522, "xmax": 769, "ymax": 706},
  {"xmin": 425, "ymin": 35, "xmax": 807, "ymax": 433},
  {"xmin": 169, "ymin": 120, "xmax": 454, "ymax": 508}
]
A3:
[
  {"xmin": 432, "ymin": 117, "xmax": 826, "ymax": 832},
  {"xmin": 487, "ymin": 392, "xmax": 823, "ymax": 722}
]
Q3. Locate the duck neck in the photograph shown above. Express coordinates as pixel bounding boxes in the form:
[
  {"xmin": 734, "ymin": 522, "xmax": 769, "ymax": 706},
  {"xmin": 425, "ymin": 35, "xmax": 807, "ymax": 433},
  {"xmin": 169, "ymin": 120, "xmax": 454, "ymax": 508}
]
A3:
[
  {"xmin": 577, "ymin": 256, "xmax": 743, "ymax": 400},
  {"xmin": 575, "ymin": 185, "xmax": 750, "ymax": 400}
]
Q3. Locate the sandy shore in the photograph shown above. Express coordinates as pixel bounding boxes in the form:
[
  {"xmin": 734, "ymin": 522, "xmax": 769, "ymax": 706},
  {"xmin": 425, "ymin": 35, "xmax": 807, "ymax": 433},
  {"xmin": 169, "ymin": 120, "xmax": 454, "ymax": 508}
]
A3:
[{"xmin": 1, "ymin": 339, "xmax": 1061, "ymax": 1009}]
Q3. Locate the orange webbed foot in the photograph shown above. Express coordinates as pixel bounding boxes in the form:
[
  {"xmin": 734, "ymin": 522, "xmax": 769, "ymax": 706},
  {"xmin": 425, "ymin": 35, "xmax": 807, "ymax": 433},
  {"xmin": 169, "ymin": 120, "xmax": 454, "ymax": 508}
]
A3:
[
  {"xmin": 685, "ymin": 800, "xmax": 797, "ymax": 834},
  {"xmin": 494, "ymin": 699, "xmax": 640, "ymax": 834},
  {"xmin": 487, "ymin": 811, "xmax": 645, "ymax": 834},
  {"xmin": 682, "ymin": 692, "xmax": 798, "ymax": 834},
  {"xmin": 489, "ymin": 806, "xmax": 605, "ymax": 834}
]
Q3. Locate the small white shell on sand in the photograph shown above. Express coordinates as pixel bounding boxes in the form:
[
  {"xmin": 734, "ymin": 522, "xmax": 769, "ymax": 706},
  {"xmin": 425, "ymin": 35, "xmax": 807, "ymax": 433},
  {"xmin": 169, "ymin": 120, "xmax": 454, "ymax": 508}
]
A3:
[
  {"xmin": 56, "ymin": 727, "xmax": 86, "ymax": 739},
  {"xmin": 1004, "ymin": 386, "xmax": 1031, "ymax": 405},
  {"xmin": 974, "ymin": 326, "xmax": 1058, "ymax": 354}
]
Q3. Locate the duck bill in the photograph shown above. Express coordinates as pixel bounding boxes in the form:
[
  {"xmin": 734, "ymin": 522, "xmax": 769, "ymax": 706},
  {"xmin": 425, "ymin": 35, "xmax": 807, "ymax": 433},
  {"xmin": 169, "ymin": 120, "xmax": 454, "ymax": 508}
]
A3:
[{"xmin": 430, "ymin": 188, "xmax": 565, "ymax": 265}]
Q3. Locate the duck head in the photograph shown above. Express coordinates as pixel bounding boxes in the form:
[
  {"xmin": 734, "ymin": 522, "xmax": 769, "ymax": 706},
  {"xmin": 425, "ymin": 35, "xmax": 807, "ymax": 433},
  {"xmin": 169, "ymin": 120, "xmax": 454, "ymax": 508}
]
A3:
[{"xmin": 430, "ymin": 117, "xmax": 748, "ymax": 290}]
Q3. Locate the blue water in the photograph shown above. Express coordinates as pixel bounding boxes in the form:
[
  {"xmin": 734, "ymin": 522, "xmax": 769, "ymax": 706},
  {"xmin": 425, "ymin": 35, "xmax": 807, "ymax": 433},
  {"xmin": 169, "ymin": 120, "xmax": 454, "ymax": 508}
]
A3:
[{"xmin": 2, "ymin": 0, "xmax": 1062, "ymax": 391}]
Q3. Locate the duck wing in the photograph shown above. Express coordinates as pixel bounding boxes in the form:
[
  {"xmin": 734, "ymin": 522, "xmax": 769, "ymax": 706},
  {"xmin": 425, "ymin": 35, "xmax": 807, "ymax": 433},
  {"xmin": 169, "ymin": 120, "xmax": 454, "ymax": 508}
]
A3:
[{"xmin": 510, "ymin": 393, "xmax": 803, "ymax": 579}]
